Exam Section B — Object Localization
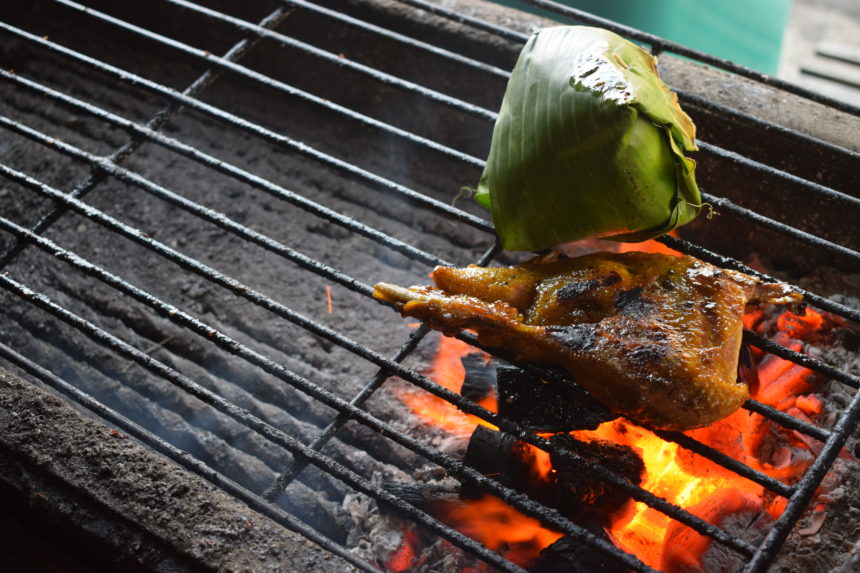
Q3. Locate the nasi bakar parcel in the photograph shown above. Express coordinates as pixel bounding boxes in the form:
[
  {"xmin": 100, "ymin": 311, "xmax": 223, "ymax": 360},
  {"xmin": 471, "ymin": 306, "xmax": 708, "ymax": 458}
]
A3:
[{"xmin": 374, "ymin": 252, "xmax": 804, "ymax": 431}]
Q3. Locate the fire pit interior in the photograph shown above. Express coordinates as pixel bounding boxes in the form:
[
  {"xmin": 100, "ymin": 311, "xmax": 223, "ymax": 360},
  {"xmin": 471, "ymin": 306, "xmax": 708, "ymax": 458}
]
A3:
[{"xmin": 1, "ymin": 1, "xmax": 859, "ymax": 572}]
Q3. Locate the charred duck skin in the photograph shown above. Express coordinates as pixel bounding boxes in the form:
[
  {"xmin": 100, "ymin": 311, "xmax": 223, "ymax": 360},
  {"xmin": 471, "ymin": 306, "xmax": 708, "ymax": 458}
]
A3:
[{"xmin": 374, "ymin": 252, "xmax": 803, "ymax": 431}]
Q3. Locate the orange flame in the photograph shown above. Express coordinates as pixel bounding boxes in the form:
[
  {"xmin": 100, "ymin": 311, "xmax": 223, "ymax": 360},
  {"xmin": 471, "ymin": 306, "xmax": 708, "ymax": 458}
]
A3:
[
  {"xmin": 395, "ymin": 335, "xmax": 498, "ymax": 435},
  {"xmin": 395, "ymin": 300, "xmax": 830, "ymax": 571},
  {"xmin": 579, "ymin": 308, "xmax": 829, "ymax": 569},
  {"xmin": 617, "ymin": 233, "xmax": 681, "ymax": 256}
]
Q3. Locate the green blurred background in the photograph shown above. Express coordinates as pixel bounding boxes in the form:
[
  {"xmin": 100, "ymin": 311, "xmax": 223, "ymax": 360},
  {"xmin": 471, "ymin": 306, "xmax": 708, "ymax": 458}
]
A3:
[{"xmin": 496, "ymin": 0, "xmax": 793, "ymax": 75}]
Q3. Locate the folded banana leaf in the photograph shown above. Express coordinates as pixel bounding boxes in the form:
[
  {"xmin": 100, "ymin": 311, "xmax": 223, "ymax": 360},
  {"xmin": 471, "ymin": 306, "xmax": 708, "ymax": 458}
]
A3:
[{"xmin": 475, "ymin": 26, "xmax": 702, "ymax": 251}]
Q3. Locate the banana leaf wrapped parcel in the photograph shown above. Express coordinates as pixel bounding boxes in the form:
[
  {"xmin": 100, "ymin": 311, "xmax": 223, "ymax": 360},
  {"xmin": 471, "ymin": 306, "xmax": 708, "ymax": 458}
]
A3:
[{"xmin": 475, "ymin": 26, "xmax": 703, "ymax": 251}]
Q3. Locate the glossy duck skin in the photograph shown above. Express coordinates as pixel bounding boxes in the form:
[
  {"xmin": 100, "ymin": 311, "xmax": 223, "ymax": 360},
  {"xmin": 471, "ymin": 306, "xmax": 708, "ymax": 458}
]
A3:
[{"xmin": 374, "ymin": 252, "xmax": 803, "ymax": 431}]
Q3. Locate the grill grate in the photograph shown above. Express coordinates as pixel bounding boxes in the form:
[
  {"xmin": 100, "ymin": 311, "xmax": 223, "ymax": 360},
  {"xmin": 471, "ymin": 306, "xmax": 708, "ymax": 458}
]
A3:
[{"xmin": 1, "ymin": 1, "xmax": 859, "ymax": 572}]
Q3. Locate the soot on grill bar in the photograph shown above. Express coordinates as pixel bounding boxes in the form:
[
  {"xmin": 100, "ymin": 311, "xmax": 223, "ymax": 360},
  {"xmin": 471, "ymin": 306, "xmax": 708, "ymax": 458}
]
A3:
[{"xmin": 1, "ymin": 1, "xmax": 859, "ymax": 572}]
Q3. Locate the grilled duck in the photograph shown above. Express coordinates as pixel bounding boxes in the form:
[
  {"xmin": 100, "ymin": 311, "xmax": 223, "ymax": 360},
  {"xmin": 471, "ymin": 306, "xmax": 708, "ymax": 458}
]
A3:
[{"xmin": 374, "ymin": 252, "xmax": 803, "ymax": 431}]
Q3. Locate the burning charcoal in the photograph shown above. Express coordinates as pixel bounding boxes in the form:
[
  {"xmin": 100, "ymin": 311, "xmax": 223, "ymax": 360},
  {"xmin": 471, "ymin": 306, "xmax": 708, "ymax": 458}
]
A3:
[
  {"xmin": 531, "ymin": 518, "xmax": 628, "ymax": 573},
  {"xmin": 379, "ymin": 481, "xmax": 460, "ymax": 514},
  {"xmin": 460, "ymin": 425, "xmax": 523, "ymax": 496},
  {"xmin": 461, "ymin": 426, "xmax": 644, "ymax": 524},
  {"xmin": 459, "ymin": 352, "xmax": 495, "ymax": 403},
  {"xmin": 545, "ymin": 433, "xmax": 644, "ymax": 519},
  {"xmin": 495, "ymin": 362, "xmax": 615, "ymax": 432}
]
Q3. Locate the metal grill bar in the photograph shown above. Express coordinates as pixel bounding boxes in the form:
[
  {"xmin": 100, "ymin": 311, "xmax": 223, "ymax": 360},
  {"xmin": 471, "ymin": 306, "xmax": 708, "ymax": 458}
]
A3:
[
  {"xmin": 743, "ymin": 400, "xmax": 831, "ymax": 443},
  {"xmin": 744, "ymin": 385, "xmax": 860, "ymax": 573},
  {"xmin": 278, "ymin": 0, "xmax": 511, "ymax": 79},
  {"xmin": 454, "ymin": 330, "xmax": 802, "ymax": 498},
  {"xmin": 0, "ymin": 113, "xmax": 455, "ymax": 270},
  {"xmin": 261, "ymin": 323, "xmax": 434, "ymax": 501},
  {"xmin": 0, "ymin": 25, "xmax": 493, "ymax": 232},
  {"xmin": 57, "ymin": 0, "xmax": 860, "ymax": 224},
  {"xmin": 3, "ymin": 24, "xmax": 855, "ymax": 329},
  {"xmin": 13, "ymin": 91, "xmax": 826, "ymax": 509},
  {"xmin": 395, "ymin": 0, "xmax": 534, "ymax": 43},
  {"xmin": 397, "ymin": 0, "xmax": 860, "ymax": 167},
  {"xmin": 389, "ymin": 0, "xmax": 860, "ymax": 191},
  {"xmin": 5, "ymin": 24, "xmax": 852, "ymax": 532},
  {"xmin": 0, "ymin": 5, "xmax": 291, "ymax": 270},
  {"xmin": 43, "ymin": 0, "xmax": 488, "ymax": 166},
  {"xmin": 0, "ymin": 30, "xmax": 848, "ymax": 560},
  {"xmin": 655, "ymin": 430, "xmax": 795, "ymax": 498},
  {"xmin": 159, "ymin": 0, "xmax": 505, "ymax": 114},
  {"xmin": 676, "ymin": 88, "xmax": 860, "ymax": 164},
  {"xmin": 698, "ymin": 192, "xmax": 859, "ymax": 265},
  {"xmin": 697, "ymin": 143, "xmax": 860, "ymax": 212},
  {"xmin": 0, "ymin": 71, "xmax": 490, "ymax": 236},
  {"xmin": 261, "ymin": 241, "xmax": 503, "ymax": 501},
  {"xmin": 8, "ymin": 81, "xmax": 808, "ymax": 548},
  {"xmin": 0, "ymin": 341, "xmax": 385, "ymax": 573},
  {"xmin": 744, "ymin": 331, "xmax": 860, "ymax": 390}
]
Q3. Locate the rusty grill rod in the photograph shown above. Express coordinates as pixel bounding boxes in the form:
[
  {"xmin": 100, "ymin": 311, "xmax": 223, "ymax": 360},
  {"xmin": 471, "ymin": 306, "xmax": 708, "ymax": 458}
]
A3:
[
  {"xmin": 0, "ymin": 5, "xmax": 292, "ymax": 270},
  {"xmin": 42, "ymin": 0, "xmax": 488, "ymax": 167},
  {"xmin": 0, "ymin": 27, "xmax": 492, "ymax": 233},
  {"xmin": 0, "ymin": 341, "xmax": 385, "ymax": 573},
  {"xmin": 0, "ymin": 162, "xmax": 760, "ymax": 560}
]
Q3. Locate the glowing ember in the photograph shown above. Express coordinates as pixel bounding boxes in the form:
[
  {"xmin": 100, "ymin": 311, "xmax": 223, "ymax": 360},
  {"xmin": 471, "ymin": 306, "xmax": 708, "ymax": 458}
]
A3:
[
  {"xmin": 387, "ymin": 528, "xmax": 423, "ymax": 572},
  {"xmin": 438, "ymin": 495, "xmax": 563, "ymax": 566}
]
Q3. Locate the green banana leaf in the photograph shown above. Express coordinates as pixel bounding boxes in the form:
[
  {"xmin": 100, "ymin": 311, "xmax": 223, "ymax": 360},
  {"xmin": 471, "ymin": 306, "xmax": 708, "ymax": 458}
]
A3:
[{"xmin": 475, "ymin": 26, "xmax": 703, "ymax": 251}]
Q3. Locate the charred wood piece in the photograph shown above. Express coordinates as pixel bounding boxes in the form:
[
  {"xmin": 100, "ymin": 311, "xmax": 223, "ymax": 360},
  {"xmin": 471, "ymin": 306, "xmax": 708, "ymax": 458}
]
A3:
[
  {"xmin": 547, "ymin": 433, "xmax": 644, "ymax": 519},
  {"xmin": 459, "ymin": 352, "xmax": 496, "ymax": 403},
  {"xmin": 531, "ymin": 519, "xmax": 629, "ymax": 573},
  {"xmin": 461, "ymin": 426, "xmax": 644, "ymax": 523},
  {"xmin": 495, "ymin": 362, "xmax": 615, "ymax": 432}
]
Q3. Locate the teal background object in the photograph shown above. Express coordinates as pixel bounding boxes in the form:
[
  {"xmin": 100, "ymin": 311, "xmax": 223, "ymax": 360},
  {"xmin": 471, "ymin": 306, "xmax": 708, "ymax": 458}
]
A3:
[{"xmin": 498, "ymin": 0, "xmax": 792, "ymax": 75}]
